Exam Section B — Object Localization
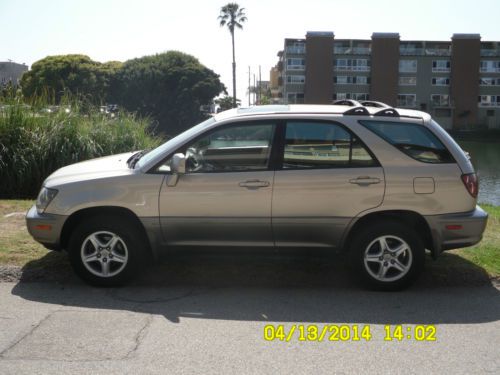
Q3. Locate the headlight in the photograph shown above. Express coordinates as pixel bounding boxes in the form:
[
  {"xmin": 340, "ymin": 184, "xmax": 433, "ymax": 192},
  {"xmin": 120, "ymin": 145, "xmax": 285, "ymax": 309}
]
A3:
[{"xmin": 36, "ymin": 187, "xmax": 58, "ymax": 214}]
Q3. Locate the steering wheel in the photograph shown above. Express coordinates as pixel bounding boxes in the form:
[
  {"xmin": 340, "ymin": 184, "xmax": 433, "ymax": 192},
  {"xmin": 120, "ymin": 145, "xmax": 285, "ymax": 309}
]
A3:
[{"xmin": 185, "ymin": 147, "xmax": 203, "ymax": 172}]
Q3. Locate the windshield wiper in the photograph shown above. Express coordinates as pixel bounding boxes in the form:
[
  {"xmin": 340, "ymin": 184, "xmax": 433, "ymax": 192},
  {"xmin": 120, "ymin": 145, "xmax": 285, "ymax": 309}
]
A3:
[{"xmin": 127, "ymin": 150, "xmax": 149, "ymax": 169}]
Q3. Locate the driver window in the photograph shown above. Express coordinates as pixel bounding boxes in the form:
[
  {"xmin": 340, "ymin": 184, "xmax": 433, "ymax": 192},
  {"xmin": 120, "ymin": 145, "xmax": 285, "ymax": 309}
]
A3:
[{"xmin": 182, "ymin": 123, "xmax": 275, "ymax": 173}]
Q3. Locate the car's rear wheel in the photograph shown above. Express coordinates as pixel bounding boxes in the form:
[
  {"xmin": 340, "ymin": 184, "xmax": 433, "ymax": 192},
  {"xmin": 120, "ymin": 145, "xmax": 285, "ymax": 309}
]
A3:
[
  {"xmin": 349, "ymin": 221, "xmax": 425, "ymax": 291},
  {"xmin": 68, "ymin": 217, "xmax": 144, "ymax": 286}
]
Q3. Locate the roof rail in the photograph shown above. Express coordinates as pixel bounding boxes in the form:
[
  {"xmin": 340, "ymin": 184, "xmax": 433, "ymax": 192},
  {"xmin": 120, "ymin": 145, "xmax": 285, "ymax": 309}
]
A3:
[
  {"xmin": 360, "ymin": 101, "xmax": 389, "ymax": 108},
  {"xmin": 344, "ymin": 106, "xmax": 370, "ymax": 116},
  {"xmin": 374, "ymin": 108, "xmax": 400, "ymax": 117},
  {"xmin": 333, "ymin": 99, "xmax": 361, "ymax": 107}
]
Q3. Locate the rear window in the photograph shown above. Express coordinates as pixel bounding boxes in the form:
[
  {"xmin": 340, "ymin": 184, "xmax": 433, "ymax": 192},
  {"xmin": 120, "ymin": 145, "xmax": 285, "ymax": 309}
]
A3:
[{"xmin": 359, "ymin": 120, "xmax": 455, "ymax": 164}]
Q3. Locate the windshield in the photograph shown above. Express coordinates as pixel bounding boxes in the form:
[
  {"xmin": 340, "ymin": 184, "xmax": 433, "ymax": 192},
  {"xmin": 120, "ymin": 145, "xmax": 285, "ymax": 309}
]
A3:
[{"xmin": 136, "ymin": 117, "xmax": 216, "ymax": 169}]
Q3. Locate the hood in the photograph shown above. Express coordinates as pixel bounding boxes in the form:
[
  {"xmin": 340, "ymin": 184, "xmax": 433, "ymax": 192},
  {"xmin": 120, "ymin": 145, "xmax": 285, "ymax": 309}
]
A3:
[{"xmin": 44, "ymin": 152, "xmax": 136, "ymax": 188}]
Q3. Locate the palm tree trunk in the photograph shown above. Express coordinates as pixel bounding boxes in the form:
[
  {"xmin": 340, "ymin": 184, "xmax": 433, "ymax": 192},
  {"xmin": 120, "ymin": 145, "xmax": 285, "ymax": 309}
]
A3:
[{"xmin": 231, "ymin": 30, "xmax": 236, "ymax": 108}]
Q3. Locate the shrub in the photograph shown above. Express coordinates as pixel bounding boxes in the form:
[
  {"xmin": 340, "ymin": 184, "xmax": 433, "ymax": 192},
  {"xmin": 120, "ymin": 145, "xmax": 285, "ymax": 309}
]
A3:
[{"xmin": 0, "ymin": 97, "xmax": 160, "ymax": 198}]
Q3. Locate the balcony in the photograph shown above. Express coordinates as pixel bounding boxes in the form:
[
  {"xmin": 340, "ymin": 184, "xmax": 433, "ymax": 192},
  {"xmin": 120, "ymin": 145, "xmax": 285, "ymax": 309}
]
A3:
[
  {"xmin": 285, "ymin": 46, "xmax": 306, "ymax": 54},
  {"xmin": 425, "ymin": 48, "xmax": 451, "ymax": 56},
  {"xmin": 352, "ymin": 47, "xmax": 371, "ymax": 55},
  {"xmin": 400, "ymin": 47, "xmax": 424, "ymax": 56},
  {"xmin": 481, "ymin": 49, "xmax": 500, "ymax": 57},
  {"xmin": 334, "ymin": 46, "xmax": 351, "ymax": 54},
  {"xmin": 286, "ymin": 65, "xmax": 305, "ymax": 71}
]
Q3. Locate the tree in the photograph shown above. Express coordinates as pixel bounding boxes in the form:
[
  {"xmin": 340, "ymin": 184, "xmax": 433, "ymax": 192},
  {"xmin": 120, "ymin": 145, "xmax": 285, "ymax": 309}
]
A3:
[
  {"xmin": 112, "ymin": 51, "xmax": 225, "ymax": 136},
  {"xmin": 218, "ymin": 3, "xmax": 247, "ymax": 109},
  {"xmin": 20, "ymin": 55, "xmax": 121, "ymax": 103},
  {"xmin": 215, "ymin": 95, "xmax": 241, "ymax": 112}
]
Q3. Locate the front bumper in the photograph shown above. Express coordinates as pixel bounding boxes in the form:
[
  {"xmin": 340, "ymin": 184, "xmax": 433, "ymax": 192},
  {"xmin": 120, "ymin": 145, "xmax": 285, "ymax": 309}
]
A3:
[
  {"xmin": 425, "ymin": 206, "xmax": 488, "ymax": 256},
  {"xmin": 26, "ymin": 205, "xmax": 67, "ymax": 251}
]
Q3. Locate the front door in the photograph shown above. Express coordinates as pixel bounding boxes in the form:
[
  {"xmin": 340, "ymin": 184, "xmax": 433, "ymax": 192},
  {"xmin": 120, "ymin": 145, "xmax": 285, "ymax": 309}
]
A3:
[
  {"xmin": 272, "ymin": 120, "xmax": 385, "ymax": 247},
  {"xmin": 158, "ymin": 121, "xmax": 276, "ymax": 246}
]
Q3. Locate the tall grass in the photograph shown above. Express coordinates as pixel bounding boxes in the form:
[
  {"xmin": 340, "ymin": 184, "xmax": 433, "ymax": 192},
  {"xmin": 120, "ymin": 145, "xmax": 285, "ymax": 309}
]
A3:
[{"xmin": 0, "ymin": 96, "xmax": 161, "ymax": 198}]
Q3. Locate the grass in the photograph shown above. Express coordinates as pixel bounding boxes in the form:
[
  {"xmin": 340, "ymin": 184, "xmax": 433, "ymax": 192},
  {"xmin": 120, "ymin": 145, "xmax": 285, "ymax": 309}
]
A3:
[
  {"xmin": 454, "ymin": 204, "xmax": 500, "ymax": 276},
  {"xmin": 0, "ymin": 97, "xmax": 161, "ymax": 198},
  {"xmin": 0, "ymin": 200, "xmax": 499, "ymax": 279},
  {"xmin": 0, "ymin": 200, "xmax": 48, "ymax": 265}
]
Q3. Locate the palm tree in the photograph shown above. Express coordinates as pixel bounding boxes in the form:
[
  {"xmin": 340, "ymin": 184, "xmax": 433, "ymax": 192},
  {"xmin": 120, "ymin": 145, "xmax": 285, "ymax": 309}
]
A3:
[{"xmin": 218, "ymin": 3, "xmax": 247, "ymax": 108}]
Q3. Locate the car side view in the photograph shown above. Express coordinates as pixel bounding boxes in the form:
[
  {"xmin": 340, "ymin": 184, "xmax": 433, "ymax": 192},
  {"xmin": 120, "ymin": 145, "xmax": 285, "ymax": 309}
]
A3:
[{"xmin": 26, "ymin": 101, "xmax": 488, "ymax": 290}]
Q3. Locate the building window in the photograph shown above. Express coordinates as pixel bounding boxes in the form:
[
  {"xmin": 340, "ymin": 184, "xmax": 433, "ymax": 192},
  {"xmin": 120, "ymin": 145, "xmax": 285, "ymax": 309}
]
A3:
[
  {"xmin": 432, "ymin": 60, "xmax": 451, "ymax": 72},
  {"xmin": 333, "ymin": 93, "xmax": 369, "ymax": 101},
  {"xmin": 333, "ymin": 76, "xmax": 370, "ymax": 85},
  {"xmin": 399, "ymin": 76, "xmax": 417, "ymax": 86},
  {"xmin": 352, "ymin": 59, "xmax": 370, "ymax": 71},
  {"xmin": 286, "ymin": 42, "xmax": 306, "ymax": 54},
  {"xmin": 288, "ymin": 93, "xmax": 304, "ymax": 104},
  {"xmin": 479, "ymin": 77, "xmax": 500, "ymax": 86},
  {"xmin": 431, "ymin": 94, "xmax": 450, "ymax": 106},
  {"xmin": 287, "ymin": 58, "xmax": 305, "ymax": 70},
  {"xmin": 287, "ymin": 75, "xmax": 305, "ymax": 84},
  {"xmin": 431, "ymin": 77, "xmax": 450, "ymax": 86},
  {"xmin": 334, "ymin": 59, "xmax": 370, "ymax": 72},
  {"xmin": 356, "ymin": 76, "xmax": 370, "ymax": 84},
  {"xmin": 397, "ymin": 94, "xmax": 417, "ymax": 107},
  {"xmin": 478, "ymin": 95, "xmax": 500, "ymax": 106},
  {"xmin": 399, "ymin": 60, "xmax": 417, "ymax": 73},
  {"xmin": 480, "ymin": 61, "xmax": 500, "ymax": 73}
]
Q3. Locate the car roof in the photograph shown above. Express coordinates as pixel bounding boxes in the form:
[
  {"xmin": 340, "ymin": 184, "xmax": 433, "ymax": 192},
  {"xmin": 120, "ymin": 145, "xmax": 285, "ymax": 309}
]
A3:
[{"xmin": 214, "ymin": 103, "xmax": 431, "ymax": 123}]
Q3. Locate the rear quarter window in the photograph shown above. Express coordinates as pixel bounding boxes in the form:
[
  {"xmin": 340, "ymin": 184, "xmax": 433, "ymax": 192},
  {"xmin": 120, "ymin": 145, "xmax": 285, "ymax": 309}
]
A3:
[{"xmin": 359, "ymin": 120, "xmax": 455, "ymax": 164}]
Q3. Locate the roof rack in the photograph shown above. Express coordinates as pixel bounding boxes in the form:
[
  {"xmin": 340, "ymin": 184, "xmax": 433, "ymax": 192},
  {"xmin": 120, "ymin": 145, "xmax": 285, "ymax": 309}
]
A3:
[
  {"xmin": 344, "ymin": 107, "xmax": 370, "ymax": 116},
  {"xmin": 374, "ymin": 108, "xmax": 400, "ymax": 117},
  {"xmin": 359, "ymin": 101, "xmax": 389, "ymax": 108},
  {"xmin": 333, "ymin": 99, "xmax": 361, "ymax": 107}
]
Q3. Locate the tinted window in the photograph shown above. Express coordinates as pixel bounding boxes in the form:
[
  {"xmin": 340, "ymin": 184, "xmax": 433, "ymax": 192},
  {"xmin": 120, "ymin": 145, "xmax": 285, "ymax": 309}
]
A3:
[
  {"xmin": 182, "ymin": 123, "xmax": 275, "ymax": 173},
  {"xmin": 283, "ymin": 122, "xmax": 377, "ymax": 169},
  {"xmin": 359, "ymin": 120, "xmax": 454, "ymax": 164}
]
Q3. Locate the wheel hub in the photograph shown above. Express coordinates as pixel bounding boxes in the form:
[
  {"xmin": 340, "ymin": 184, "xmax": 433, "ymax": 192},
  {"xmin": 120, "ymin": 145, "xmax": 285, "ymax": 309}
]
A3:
[{"xmin": 80, "ymin": 231, "xmax": 129, "ymax": 278}]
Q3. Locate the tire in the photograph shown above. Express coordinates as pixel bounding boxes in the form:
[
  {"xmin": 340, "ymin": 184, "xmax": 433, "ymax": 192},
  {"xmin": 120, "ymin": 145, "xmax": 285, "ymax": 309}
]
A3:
[
  {"xmin": 348, "ymin": 221, "xmax": 425, "ymax": 291},
  {"xmin": 68, "ymin": 216, "xmax": 146, "ymax": 287}
]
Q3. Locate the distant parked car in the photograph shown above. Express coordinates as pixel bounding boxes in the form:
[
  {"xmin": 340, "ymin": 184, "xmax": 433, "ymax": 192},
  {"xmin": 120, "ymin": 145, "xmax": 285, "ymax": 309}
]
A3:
[
  {"xmin": 100, "ymin": 104, "xmax": 119, "ymax": 118},
  {"xmin": 26, "ymin": 101, "xmax": 488, "ymax": 290}
]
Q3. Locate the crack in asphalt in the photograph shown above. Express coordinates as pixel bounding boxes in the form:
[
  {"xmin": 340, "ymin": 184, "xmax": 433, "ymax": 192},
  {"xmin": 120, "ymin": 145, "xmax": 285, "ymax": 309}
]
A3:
[
  {"xmin": 0, "ymin": 310, "xmax": 154, "ymax": 362},
  {"xmin": 0, "ymin": 311, "xmax": 55, "ymax": 358},
  {"xmin": 124, "ymin": 314, "xmax": 154, "ymax": 359}
]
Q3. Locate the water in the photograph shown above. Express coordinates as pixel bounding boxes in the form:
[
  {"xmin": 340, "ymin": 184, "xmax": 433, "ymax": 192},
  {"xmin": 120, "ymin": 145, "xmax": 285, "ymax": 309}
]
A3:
[{"xmin": 459, "ymin": 141, "xmax": 500, "ymax": 206}]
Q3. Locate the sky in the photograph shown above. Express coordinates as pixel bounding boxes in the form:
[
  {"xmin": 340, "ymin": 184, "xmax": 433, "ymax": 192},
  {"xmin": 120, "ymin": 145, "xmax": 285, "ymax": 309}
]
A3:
[{"xmin": 1, "ymin": 0, "xmax": 500, "ymax": 104}]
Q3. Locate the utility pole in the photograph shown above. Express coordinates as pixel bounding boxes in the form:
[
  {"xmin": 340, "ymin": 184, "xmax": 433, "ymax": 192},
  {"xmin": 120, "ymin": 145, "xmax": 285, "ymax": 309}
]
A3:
[
  {"xmin": 253, "ymin": 74, "xmax": 256, "ymax": 105},
  {"xmin": 248, "ymin": 66, "xmax": 251, "ymax": 107},
  {"xmin": 260, "ymin": 65, "xmax": 263, "ymax": 104}
]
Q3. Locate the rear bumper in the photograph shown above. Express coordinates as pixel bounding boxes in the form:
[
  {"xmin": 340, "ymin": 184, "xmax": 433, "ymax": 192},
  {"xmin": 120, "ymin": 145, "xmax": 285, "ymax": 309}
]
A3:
[
  {"xmin": 26, "ymin": 205, "xmax": 67, "ymax": 251},
  {"xmin": 425, "ymin": 206, "xmax": 488, "ymax": 255}
]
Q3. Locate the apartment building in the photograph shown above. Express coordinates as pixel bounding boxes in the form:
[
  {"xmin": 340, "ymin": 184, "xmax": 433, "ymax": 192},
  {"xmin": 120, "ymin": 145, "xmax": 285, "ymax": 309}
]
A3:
[
  {"xmin": 0, "ymin": 61, "xmax": 28, "ymax": 86},
  {"xmin": 273, "ymin": 32, "xmax": 500, "ymax": 129}
]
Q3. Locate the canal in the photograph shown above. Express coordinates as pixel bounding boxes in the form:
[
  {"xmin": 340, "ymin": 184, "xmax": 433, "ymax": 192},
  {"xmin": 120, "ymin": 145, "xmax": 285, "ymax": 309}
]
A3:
[{"xmin": 459, "ymin": 141, "xmax": 500, "ymax": 206}]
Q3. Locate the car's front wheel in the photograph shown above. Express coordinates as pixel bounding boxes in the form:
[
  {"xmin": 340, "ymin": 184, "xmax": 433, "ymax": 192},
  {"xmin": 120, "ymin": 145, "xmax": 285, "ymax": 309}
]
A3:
[
  {"xmin": 349, "ymin": 221, "xmax": 425, "ymax": 291},
  {"xmin": 68, "ymin": 217, "xmax": 144, "ymax": 286}
]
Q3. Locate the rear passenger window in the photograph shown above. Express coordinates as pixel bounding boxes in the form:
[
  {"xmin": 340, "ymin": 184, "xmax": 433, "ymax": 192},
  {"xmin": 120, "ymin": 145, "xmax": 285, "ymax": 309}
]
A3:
[
  {"xmin": 359, "ymin": 120, "xmax": 455, "ymax": 164},
  {"xmin": 283, "ymin": 121, "xmax": 378, "ymax": 169}
]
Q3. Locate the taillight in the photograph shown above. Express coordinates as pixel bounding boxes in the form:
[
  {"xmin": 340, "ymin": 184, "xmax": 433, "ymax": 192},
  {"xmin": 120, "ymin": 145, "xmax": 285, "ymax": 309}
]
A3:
[{"xmin": 461, "ymin": 173, "xmax": 478, "ymax": 198}]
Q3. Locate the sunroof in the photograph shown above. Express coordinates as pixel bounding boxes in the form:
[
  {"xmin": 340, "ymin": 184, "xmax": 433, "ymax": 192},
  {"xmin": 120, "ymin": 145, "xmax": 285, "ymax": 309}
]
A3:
[{"xmin": 237, "ymin": 105, "xmax": 290, "ymax": 114}]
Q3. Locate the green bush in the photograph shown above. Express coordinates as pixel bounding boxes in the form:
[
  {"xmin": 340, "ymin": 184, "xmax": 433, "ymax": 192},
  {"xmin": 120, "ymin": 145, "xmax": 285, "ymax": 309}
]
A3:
[{"xmin": 0, "ymin": 97, "xmax": 161, "ymax": 198}]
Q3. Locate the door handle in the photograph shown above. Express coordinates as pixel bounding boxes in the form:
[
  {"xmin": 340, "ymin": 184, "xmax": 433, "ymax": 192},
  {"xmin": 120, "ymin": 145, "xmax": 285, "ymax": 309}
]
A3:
[
  {"xmin": 239, "ymin": 179, "xmax": 270, "ymax": 188},
  {"xmin": 349, "ymin": 176, "xmax": 381, "ymax": 186}
]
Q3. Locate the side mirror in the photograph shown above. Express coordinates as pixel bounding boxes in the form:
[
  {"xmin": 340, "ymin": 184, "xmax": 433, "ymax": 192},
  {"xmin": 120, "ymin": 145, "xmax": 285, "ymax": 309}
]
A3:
[
  {"xmin": 167, "ymin": 153, "xmax": 186, "ymax": 187},
  {"xmin": 171, "ymin": 153, "xmax": 186, "ymax": 174}
]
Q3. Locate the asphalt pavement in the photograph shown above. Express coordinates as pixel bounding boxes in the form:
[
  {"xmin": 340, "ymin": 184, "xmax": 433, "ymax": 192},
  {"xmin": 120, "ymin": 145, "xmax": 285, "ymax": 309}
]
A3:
[{"xmin": 0, "ymin": 251, "xmax": 499, "ymax": 374}]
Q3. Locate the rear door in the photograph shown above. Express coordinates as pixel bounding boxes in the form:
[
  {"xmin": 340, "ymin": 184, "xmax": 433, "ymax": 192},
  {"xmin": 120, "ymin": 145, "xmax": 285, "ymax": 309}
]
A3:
[{"xmin": 272, "ymin": 120, "xmax": 385, "ymax": 247}]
